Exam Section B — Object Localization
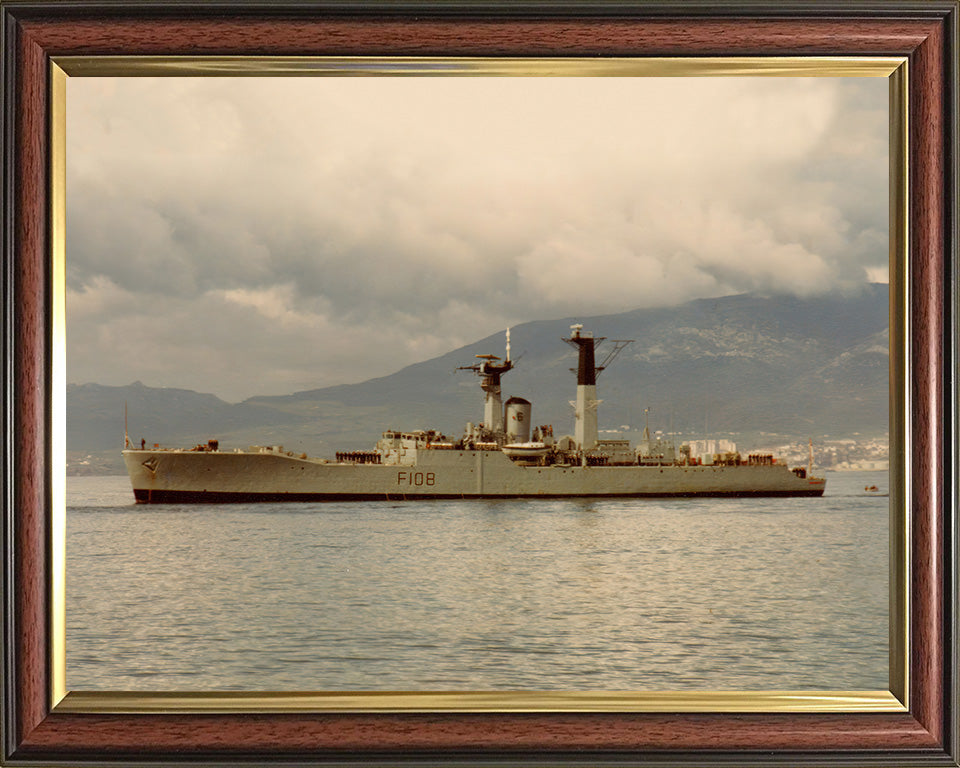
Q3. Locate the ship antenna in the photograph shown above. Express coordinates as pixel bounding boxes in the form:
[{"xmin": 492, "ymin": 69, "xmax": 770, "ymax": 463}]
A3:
[
  {"xmin": 505, "ymin": 327, "xmax": 511, "ymax": 363},
  {"xmin": 124, "ymin": 401, "xmax": 130, "ymax": 449},
  {"xmin": 808, "ymin": 437, "xmax": 814, "ymax": 476}
]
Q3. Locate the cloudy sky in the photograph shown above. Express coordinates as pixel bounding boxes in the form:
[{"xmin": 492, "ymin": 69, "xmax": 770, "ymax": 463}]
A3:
[{"xmin": 66, "ymin": 75, "xmax": 888, "ymax": 402}]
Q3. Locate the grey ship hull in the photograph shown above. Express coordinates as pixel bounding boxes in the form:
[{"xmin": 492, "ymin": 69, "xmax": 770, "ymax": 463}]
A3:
[
  {"xmin": 123, "ymin": 448, "xmax": 826, "ymax": 503},
  {"xmin": 123, "ymin": 325, "xmax": 827, "ymax": 503}
]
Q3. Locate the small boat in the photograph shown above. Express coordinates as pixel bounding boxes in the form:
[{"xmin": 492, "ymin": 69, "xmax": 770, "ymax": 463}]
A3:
[{"xmin": 501, "ymin": 442, "xmax": 550, "ymax": 462}]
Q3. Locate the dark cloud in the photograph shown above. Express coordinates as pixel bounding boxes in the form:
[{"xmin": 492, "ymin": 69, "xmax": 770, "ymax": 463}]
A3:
[{"xmin": 66, "ymin": 76, "xmax": 888, "ymax": 400}]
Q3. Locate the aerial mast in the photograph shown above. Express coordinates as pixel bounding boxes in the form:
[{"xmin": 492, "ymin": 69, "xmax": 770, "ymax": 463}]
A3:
[
  {"xmin": 457, "ymin": 329, "xmax": 514, "ymax": 435},
  {"xmin": 563, "ymin": 325, "xmax": 633, "ymax": 451},
  {"xmin": 564, "ymin": 325, "xmax": 601, "ymax": 450}
]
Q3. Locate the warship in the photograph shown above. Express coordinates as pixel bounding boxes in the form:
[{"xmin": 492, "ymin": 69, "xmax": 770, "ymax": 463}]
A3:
[{"xmin": 123, "ymin": 325, "xmax": 826, "ymax": 503}]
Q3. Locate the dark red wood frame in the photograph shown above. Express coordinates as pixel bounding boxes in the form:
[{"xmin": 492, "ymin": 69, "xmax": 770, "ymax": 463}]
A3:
[{"xmin": 2, "ymin": 3, "xmax": 957, "ymax": 765}]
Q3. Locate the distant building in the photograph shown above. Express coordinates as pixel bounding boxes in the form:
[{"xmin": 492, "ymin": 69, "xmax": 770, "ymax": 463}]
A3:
[{"xmin": 687, "ymin": 439, "xmax": 737, "ymax": 457}]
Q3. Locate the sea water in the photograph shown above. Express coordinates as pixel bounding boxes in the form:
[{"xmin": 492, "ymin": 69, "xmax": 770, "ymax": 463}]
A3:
[{"xmin": 66, "ymin": 471, "xmax": 888, "ymax": 691}]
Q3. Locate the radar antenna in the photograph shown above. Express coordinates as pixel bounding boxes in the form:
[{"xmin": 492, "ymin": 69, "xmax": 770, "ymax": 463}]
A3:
[
  {"xmin": 457, "ymin": 329, "xmax": 515, "ymax": 435},
  {"xmin": 457, "ymin": 328, "xmax": 515, "ymax": 384}
]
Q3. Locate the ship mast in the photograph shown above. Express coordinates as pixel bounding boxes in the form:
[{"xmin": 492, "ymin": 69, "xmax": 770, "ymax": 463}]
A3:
[
  {"xmin": 563, "ymin": 325, "xmax": 633, "ymax": 451},
  {"xmin": 458, "ymin": 329, "xmax": 514, "ymax": 435},
  {"xmin": 564, "ymin": 325, "xmax": 601, "ymax": 450}
]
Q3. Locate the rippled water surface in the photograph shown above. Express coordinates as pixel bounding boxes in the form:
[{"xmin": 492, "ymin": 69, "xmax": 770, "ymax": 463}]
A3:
[{"xmin": 67, "ymin": 471, "xmax": 888, "ymax": 691}]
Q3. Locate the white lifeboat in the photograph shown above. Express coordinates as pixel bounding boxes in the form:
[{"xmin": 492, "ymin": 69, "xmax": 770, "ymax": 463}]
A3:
[{"xmin": 502, "ymin": 442, "xmax": 550, "ymax": 460}]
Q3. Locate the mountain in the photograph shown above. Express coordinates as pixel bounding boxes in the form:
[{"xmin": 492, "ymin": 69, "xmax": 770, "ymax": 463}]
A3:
[
  {"xmin": 67, "ymin": 380, "xmax": 302, "ymax": 449},
  {"xmin": 68, "ymin": 287, "xmax": 888, "ymax": 474}
]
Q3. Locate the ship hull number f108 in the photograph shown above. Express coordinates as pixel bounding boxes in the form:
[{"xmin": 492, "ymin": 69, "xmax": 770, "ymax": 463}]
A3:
[{"xmin": 397, "ymin": 471, "xmax": 436, "ymax": 486}]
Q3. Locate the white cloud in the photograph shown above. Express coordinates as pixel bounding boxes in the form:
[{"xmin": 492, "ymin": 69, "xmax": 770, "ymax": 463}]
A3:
[
  {"xmin": 66, "ymin": 75, "xmax": 888, "ymax": 400},
  {"xmin": 215, "ymin": 285, "xmax": 330, "ymax": 328}
]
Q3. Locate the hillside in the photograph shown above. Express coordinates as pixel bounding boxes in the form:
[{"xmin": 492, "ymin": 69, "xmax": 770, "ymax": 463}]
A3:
[{"xmin": 69, "ymin": 287, "xmax": 889, "ymax": 474}]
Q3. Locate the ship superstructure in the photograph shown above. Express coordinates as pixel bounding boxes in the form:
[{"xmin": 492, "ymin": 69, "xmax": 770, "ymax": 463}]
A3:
[
  {"xmin": 456, "ymin": 328, "xmax": 515, "ymax": 442},
  {"xmin": 123, "ymin": 326, "xmax": 827, "ymax": 502}
]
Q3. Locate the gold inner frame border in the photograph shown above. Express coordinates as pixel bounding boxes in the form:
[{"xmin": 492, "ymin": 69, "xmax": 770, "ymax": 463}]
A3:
[{"xmin": 49, "ymin": 55, "xmax": 909, "ymax": 715}]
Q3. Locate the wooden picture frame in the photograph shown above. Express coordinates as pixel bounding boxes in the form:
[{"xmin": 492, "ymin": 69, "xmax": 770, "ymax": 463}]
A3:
[{"xmin": 2, "ymin": 2, "xmax": 957, "ymax": 765}]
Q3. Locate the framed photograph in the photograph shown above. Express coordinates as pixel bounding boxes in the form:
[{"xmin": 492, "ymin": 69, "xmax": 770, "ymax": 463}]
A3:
[{"xmin": 2, "ymin": 2, "xmax": 956, "ymax": 766}]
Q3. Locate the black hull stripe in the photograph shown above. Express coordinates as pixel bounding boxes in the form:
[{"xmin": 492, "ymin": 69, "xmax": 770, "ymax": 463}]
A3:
[{"xmin": 134, "ymin": 488, "xmax": 826, "ymax": 504}]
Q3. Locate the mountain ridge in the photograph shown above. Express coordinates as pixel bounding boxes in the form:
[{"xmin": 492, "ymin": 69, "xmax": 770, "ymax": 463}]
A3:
[{"xmin": 69, "ymin": 287, "xmax": 889, "ymax": 474}]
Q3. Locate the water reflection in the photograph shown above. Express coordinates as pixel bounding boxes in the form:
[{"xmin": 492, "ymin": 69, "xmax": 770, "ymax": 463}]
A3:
[{"xmin": 66, "ymin": 471, "xmax": 888, "ymax": 691}]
